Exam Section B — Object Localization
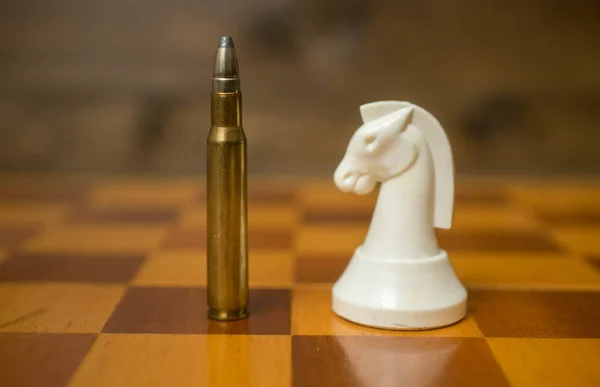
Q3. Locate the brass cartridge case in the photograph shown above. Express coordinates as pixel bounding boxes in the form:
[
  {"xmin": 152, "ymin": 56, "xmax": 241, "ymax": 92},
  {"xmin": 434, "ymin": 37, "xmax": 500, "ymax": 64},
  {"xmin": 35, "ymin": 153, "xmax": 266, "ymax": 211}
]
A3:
[{"xmin": 207, "ymin": 37, "xmax": 248, "ymax": 320}]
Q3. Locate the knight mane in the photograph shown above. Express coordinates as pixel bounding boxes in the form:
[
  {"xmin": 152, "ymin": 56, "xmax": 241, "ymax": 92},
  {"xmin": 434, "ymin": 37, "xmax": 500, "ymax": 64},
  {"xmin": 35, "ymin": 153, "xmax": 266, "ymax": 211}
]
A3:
[{"xmin": 359, "ymin": 101, "xmax": 455, "ymax": 229}]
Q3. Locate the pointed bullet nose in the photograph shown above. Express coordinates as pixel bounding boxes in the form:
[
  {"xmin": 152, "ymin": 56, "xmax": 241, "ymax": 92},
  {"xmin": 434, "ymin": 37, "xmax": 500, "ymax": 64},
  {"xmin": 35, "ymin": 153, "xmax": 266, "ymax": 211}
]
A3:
[
  {"xmin": 218, "ymin": 36, "xmax": 234, "ymax": 48},
  {"xmin": 212, "ymin": 36, "xmax": 240, "ymax": 92},
  {"xmin": 213, "ymin": 36, "xmax": 239, "ymax": 78}
]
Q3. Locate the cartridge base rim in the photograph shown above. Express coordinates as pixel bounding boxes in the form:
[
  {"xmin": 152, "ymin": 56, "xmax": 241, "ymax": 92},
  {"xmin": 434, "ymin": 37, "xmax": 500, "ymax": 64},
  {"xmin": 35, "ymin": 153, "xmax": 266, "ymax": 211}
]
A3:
[{"xmin": 207, "ymin": 307, "xmax": 248, "ymax": 321}]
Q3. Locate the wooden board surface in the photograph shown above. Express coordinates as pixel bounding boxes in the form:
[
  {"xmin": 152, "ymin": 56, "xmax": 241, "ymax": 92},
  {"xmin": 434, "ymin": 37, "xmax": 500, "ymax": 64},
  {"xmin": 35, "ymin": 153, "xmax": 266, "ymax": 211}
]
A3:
[{"xmin": 0, "ymin": 175, "xmax": 599, "ymax": 387}]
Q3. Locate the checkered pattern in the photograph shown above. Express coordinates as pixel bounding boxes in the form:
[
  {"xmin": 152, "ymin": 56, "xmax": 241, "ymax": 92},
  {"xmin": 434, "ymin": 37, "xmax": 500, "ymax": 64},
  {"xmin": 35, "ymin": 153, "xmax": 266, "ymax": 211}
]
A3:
[{"xmin": 0, "ymin": 176, "xmax": 599, "ymax": 387}]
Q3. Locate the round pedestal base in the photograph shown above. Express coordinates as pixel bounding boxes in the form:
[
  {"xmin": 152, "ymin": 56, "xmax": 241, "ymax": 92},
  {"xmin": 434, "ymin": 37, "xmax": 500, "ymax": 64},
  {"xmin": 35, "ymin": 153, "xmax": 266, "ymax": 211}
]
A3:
[{"xmin": 332, "ymin": 248, "xmax": 467, "ymax": 330}]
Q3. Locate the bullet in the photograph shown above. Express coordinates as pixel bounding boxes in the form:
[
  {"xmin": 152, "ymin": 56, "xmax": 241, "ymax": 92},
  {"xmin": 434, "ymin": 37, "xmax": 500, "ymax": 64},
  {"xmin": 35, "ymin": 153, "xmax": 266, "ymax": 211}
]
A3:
[{"xmin": 207, "ymin": 36, "xmax": 248, "ymax": 320}]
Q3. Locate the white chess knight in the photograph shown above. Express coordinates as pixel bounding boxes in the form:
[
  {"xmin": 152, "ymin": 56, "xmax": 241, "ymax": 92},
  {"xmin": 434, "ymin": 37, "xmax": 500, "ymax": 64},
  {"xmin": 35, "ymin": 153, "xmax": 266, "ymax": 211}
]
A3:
[{"xmin": 332, "ymin": 100, "xmax": 467, "ymax": 330}]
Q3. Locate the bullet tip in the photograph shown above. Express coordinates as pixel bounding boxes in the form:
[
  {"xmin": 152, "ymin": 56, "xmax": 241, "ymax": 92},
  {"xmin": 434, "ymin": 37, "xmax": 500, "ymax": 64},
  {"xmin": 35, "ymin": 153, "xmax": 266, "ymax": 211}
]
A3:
[
  {"xmin": 218, "ymin": 36, "xmax": 234, "ymax": 48},
  {"xmin": 213, "ymin": 36, "xmax": 240, "ymax": 92}
]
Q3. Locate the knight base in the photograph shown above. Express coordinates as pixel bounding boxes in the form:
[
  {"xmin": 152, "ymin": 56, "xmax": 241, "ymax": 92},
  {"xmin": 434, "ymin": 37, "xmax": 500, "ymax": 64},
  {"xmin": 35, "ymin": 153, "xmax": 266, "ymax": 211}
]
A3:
[{"xmin": 332, "ymin": 247, "xmax": 467, "ymax": 330}]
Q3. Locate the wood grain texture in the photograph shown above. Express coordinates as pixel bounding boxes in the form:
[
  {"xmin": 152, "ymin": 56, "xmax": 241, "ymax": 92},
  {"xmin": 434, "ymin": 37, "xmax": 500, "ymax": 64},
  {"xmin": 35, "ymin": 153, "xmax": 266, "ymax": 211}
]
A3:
[
  {"xmin": 488, "ymin": 338, "xmax": 600, "ymax": 387},
  {"xmin": 450, "ymin": 253, "xmax": 600, "ymax": 289},
  {"xmin": 132, "ymin": 250, "xmax": 207, "ymax": 287},
  {"xmin": 0, "ymin": 227, "xmax": 41, "ymax": 251},
  {"xmin": 293, "ymin": 336, "xmax": 510, "ymax": 387},
  {"xmin": 88, "ymin": 180, "xmax": 199, "ymax": 208},
  {"xmin": 0, "ymin": 176, "xmax": 598, "ymax": 386},
  {"xmin": 102, "ymin": 287, "xmax": 208, "ymax": 334},
  {"xmin": 470, "ymin": 290, "xmax": 600, "ymax": 338},
  {"xmin": 67, "ymin": 206, "xmax": 179, "ymax": 224},
  {"xmin": 68, "ymin": 334, "xmax": 291, "ymax": 387},
  {"xmin": 0, "ymin": 333, "xmax": 96, "ymax": 387},
  {"xmin": 0, "ymin": 203, "xmax": 67, "ymax": 226},
  {"xmin": 160, "ymin": 227, "xmax": 294, "ymax": 250},
  {"xmin": 132, "ymin": 250, "xmax": 293, "ymax": 288},
  {"xmin": 23, "ymin": 225, "xmax": 168, "ymax": 254},
  {"xmin": 178, "ymin": 203, "xmax": 298, "ymax": 229},
  {"xmin": 0, "ymin": 180, "xmax": 87, "ymax": 202},
  {"xmin": 0, "ymin": 253, "xmax": 145, "ymax": 282},
  {"xmin": 103, "ymin": 287, "xmax": 291, "ymax": 335},
  {"xmin": 549, "ymin": 226, "xmax": 600, "ymax": 255},
  {"xmin": 588, "ymin": 255, "xmax": 600, "ymax": 273},
  {"xmin": 509, "ymin": 184, "xmax": 600, "ymax": 212},
  {"xmin": 0, "ymin": 283, "xmax": 126, "ymax": 332},
  {"xmin": 436, "ymin": 230, "xmax": 563, "ymax": 252},
  {"xmin": 295, "ymin": 255, "xmax": 348, "ymax": 283}
]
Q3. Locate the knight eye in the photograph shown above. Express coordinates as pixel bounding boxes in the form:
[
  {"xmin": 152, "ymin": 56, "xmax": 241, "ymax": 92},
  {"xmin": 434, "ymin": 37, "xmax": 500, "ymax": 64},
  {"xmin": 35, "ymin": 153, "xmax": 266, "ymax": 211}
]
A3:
[{"xmin": 364, "ymin": 135, "xmax": 376, "ymax": 145}]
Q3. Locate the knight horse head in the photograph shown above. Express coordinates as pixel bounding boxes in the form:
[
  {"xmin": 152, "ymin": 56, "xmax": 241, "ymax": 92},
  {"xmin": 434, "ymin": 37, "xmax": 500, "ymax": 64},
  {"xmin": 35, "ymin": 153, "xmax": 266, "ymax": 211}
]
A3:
[
  {"xmin": 330, "ymin": 101, "xmax": 465, "ymax": 330},
  {"xmin": 334, "ymin": 101, "xmax": 454, "ymax": 229}
]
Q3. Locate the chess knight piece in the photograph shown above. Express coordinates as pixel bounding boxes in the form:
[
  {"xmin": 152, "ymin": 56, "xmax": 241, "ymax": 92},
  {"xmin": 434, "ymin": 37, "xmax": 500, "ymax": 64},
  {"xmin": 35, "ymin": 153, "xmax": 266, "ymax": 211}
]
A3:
[{"xmin": 332, "ymin": 101, "xmax": 467, "ymax": 330}]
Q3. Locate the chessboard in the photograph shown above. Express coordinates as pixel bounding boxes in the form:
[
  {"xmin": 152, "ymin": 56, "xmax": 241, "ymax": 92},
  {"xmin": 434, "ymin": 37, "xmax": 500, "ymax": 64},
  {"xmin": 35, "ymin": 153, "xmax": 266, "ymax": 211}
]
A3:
[{"xmin": 0, "ymin": 174, "xmax": 599, "ymax": 387}]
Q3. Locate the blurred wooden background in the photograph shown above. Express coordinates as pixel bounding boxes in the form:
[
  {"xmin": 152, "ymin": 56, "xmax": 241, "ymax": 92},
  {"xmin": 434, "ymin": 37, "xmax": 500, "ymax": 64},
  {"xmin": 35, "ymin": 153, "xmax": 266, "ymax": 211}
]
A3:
[{"xmin": 0, "ymin": 0, "xmax": 598, "ymax": 176}]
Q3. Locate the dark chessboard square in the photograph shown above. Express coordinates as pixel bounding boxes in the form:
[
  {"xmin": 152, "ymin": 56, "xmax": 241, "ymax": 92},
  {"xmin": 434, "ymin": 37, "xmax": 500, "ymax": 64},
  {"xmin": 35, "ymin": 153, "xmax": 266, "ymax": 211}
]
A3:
[
  {"xmin": 0, "ymin": 332, "xmax": 96, "ymax": 387},
  {"xmin": 536, "ymin": 209, "xmax": 600, "ymax": 226},
  {"xmin": 437, "ymin": 230, "xmax": 562, "ymax": 252},
  {"xmin": 303, "ymin": 209, "xmax": 371, "ymax": 224},
  {"xmin": 292, "ymin": 336, "xmax": 510, "ymax": 387},
  {"xmin": 103, "ymin": 287, "xmax": 205, "ymax": 334},
  {"xmin": 67, "ymin": 206, "xmax": 179, "ymax": 224},
  {"xmin": 0, "ymin": 227, "xmax": 40, "ymax": 250},
  {"xmin": 249, "ymin": 189, "xmax": 296, "ymax": 203},
  {"xmin": 161, "ymin": 228, "xmax": 293, "ymax": 250},
  {"xmin": 301, "ymin": 186, "xmax": 509, "ymax": 224},
  {"xmin": 454, "ymin": 186, "xmax": 508, "ymax": 204},
  {"xmin": 0, "ymin": 253, "xmax": 145, "ymax": 282},
  {"xmin": 0, "ymin": 184, "xmax": 86, "ymax": 203},
  {"xmin": 295, "ymin": 256, "xmax": 348, "ymax": 283},
  {"xmin": 159, "ymin": 228, "xmax": 206, "ymax": 249},
  {"xmin": 587, "ymin": 255, "xmax": 600, "ymax": 272},
  {"xmin": 470, "ymin": 290, "xmax": 600, "ymax": 338},
  {"xmin": 207, "ymin": 289, "xmax": 291, "ymax": 335},
  {"xmin": 247, "ymin": 230, "xmax": 294, "ymax": 250},
  {"xmin": 103, "ymin": 287, "xmax": 290, "ymax": 335},
  {"xmin": 198, "ymin": 188, "xmax": 295, "ymax": 205}
]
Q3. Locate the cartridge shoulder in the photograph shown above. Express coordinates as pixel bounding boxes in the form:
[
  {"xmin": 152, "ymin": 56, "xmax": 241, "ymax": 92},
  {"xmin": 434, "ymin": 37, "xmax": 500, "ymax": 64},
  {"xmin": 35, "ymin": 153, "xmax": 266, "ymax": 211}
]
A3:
[{"xmin": 208, "ymin": 126, "xmax": 246, "ymax": 143}]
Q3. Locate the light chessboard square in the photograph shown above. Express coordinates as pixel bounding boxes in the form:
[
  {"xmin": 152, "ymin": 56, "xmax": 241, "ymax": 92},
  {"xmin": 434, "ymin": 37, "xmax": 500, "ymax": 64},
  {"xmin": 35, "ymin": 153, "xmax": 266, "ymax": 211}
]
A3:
[
  {"xmin": 132, "ymin": 250, "xmax": 293, "ymax": 288},
  {"xmin": 549, "ymin": 226, "xmax": 600, "ymax": 255},
  {"xmin": 0, "ymin": 283, "xmax": 126, "ymax": 333},
  {"xmin": 178, "ymin": 202, "xmax": 298, "ymax": 229},
  {"xmin": 67, "ymin": 334, "xmax": 291, "ymax": 387},
  {"xmin": 488, "ymin": 338, "xmax": 600, "ymax": 387},
  {"xmin": 88, "ymin": 179, "xmax": 200, "ymax": 208},
  {"xmin": 22, "ymin": 225, "xmax": 168, "ymax": 254},
  {"xmin": 0, "ymin": 202, "xmax": 68, "ymax": 226},
  {"xmin": 450, "ymin": 252, "xmax": 600, "ymax": 290}
]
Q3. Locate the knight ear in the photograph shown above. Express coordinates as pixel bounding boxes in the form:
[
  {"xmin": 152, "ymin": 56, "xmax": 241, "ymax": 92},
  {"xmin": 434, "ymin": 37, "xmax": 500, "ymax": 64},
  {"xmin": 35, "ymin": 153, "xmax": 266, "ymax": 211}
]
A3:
[
  {"xmin": 358, "ymin": 107, "xmax": 414, "ymax": 155},
  {"xmin": 360, "ymin": 101, "xmax": 412, "ymax": 123},
  {"xmin": 389, "ymin": 107, "xmax": 414, "ymax": 134}
]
